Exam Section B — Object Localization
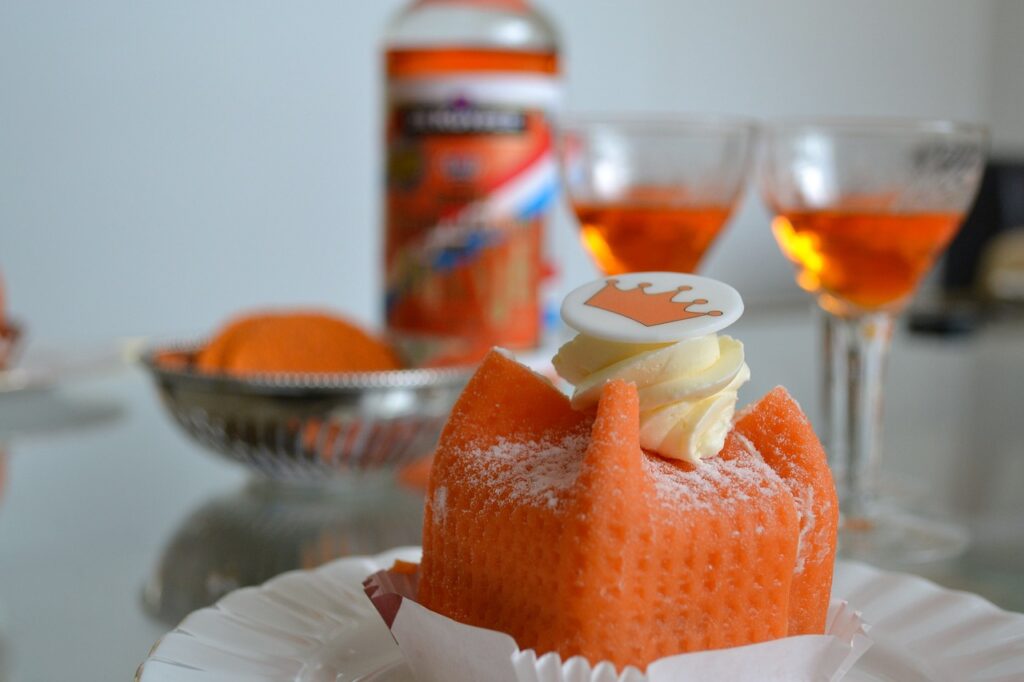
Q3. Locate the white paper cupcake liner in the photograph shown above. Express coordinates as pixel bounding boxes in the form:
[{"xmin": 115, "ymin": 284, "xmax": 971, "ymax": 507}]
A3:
[{"xmin": 364, "ymin": 566, "xmax": 871, "ymax": 682}]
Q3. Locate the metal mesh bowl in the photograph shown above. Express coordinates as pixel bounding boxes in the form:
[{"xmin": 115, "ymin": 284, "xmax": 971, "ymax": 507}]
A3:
[{"xmin": 142, "ymin": 344, "xmax": 473, "ymax": 483}]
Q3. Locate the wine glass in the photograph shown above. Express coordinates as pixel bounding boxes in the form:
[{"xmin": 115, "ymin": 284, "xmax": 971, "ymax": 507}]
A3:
[
  {"xmin": 560, "ymin": 116, "xmax": 757, "ymax": 274},
  {"xmin": 761, "ymin": 118, "xmax": 987, "ymax": 565}
]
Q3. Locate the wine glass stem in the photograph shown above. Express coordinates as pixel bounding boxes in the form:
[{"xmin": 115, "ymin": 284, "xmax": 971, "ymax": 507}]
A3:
[
  {"xmin": 820, "ymin": 308, "xmax": 844, "ymax": 475},
  {"xmin": 824, "ymin": 311, "xmax": 894, "ymax": 522}
]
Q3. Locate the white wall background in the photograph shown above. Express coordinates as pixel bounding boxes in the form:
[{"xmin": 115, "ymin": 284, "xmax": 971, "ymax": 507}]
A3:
[
  {"xmin": 0, "ymin": 0, "xmax": 1016, "ymax": 344},
  {"xmin": 991, "ymin": 0, "xmax": 1024, "ymax": 152}
]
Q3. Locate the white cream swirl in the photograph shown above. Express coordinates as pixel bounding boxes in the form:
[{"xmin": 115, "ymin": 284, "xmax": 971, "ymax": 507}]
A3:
[{"xmin": 552, "ymin": 333, "xmax": 750, "ymax": 463}]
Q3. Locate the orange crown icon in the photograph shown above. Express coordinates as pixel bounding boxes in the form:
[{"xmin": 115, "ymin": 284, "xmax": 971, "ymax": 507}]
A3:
[{"xmin": 584, "ymin": 279, "xmax": 723, "ymax": 327}]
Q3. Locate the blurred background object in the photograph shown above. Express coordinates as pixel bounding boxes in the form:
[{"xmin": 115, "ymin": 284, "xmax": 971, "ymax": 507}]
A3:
[
  {"xmin": 980, "ymin": 227, "xmax": 1024, "ymax": 302},
  {"xmin": 943, "ymin": 160, "xmax": 1024, "ymax": 302},
  {"xmin": 142, "ymin": 341, "xmax": 468, "ymax": 482},
  {"xmin": 0, "ymin": 274, "xmax": 18, "ymax": 371},
  {"xmin": 3, "ymin": 0, "xmax": 1022, "ymax": 344},
  {"xmin": 383, "ymin": 0, "xmax": 561, "ymax": 361},
  {"xmin": 910, "ymin": 157, "xmax": 1024, "ymax": 335}
]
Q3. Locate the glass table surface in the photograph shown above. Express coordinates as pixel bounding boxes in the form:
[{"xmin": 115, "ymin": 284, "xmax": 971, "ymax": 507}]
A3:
[{"xmin": 0, "ymin": 305, "xmax": 1020, "ymax": 681}]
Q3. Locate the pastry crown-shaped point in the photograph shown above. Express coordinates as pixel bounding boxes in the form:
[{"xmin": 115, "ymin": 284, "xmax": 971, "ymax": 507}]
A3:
[{"xmin": 584, "ymin": 279, "xmax": 724, "ymax": 327}]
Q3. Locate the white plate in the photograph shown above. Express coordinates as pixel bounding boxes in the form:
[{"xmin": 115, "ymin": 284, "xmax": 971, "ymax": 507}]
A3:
[
  {"xmin": 0, "ymin": 342, "xmax": 124, "ymax": 394},
  {"xmin": 136, "ymin": 548, "xmax": 1024, "ymax": 682}
]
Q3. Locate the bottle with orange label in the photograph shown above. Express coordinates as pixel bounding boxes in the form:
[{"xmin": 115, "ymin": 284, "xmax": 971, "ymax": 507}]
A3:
[{"xmin": 383, "ymin": 0, "xmax": 561, "ymax": 364}]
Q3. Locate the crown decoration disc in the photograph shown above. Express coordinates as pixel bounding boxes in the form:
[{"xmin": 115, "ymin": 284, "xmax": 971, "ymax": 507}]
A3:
[{"xmin": 561, "ymin": 272, "xmax": 744, "ymax": 343}]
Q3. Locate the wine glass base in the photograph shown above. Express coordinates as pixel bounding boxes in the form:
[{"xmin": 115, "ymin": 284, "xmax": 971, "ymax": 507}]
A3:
[{"xmin": 838, "ymin": 507, "xmax": 969, "ymax": 567}]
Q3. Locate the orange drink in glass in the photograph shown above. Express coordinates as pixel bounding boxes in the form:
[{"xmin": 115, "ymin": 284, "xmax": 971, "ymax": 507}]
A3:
[
  {"xmin": 561, "ymin": 117, "xmax": 756, "ymax": 275},
  {"xmin": 772, "ymin": 209, "xmax": 964, "ymax": 312}
]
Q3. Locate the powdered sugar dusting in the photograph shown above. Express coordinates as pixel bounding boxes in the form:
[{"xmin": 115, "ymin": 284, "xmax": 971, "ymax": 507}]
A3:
[
  {"xmin": 450, "ymin": 426, "xmax": 790, "ymax": 517},
  {"xmin": 431, "ymin": 486, "xmax": 448, "ymax": 524},
  {"xmin": 645, "ymin": 433, "xmax": 786, "ymax": 516},
  {"xmin": 458, "ymin": 431, "xmax": 590, "ymax": 510},
  {"xmin": 793, "ymin": 484, "xmax": 815, "ymax": 574}
]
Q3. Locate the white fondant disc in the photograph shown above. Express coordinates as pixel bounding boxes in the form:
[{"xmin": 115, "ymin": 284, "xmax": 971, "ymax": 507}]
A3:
[{"xmin": 561, "ymin": 272, "xmax": 744, "ymax": 343}]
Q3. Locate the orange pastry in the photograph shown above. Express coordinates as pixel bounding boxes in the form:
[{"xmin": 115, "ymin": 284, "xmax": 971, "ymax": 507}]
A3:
[
  {"xmin": 196, "ymin": 310, "xmax": 401, "ymax": 374},
  {"xmin": 415, "ymin": 273, "xmax": 839, "ymax": 670},
  {"xmin": 734, "ymin": 387, "xmax": 839, "ymax": 635}
]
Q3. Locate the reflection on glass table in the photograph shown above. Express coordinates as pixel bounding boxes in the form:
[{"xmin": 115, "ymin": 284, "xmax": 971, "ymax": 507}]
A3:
[{"xmin": 142, "ymin": 479, "xmax": 426, "ymax": 626}]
